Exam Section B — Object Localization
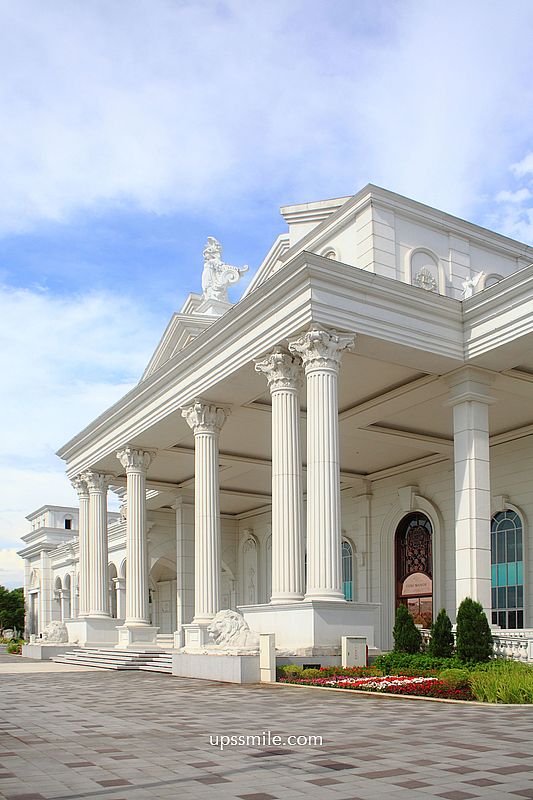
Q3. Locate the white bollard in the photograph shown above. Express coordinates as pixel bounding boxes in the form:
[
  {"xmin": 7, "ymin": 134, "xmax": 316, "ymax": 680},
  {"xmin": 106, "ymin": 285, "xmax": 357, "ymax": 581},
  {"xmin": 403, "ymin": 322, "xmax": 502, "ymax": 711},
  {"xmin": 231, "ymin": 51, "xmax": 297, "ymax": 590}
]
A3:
[
  {"xmin": 341, "ymin": 635, "xmax": 367, "ymax": 668},
  {"xmin": 260, "ymin": 633, "xmax": 276, "ymax": 682}
]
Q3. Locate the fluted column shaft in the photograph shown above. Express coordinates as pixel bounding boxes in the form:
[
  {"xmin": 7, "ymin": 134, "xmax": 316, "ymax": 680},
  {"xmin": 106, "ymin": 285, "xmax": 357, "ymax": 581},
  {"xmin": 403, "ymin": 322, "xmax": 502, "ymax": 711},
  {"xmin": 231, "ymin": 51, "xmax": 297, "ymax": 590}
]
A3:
[
  {"xmin": 86, "ymin": 472, "xmax": 113, "ymax": 618},
  {"xmin": 116, "ymin": 447, "xmax": 155, "ymax": 626},
  {"xmin": 72, "ymin": 476, "xmax": 90, "ymax": 616},
  {"xmin": 182, "ymin": 401, "xmax": 228, "ymax": 624},
  {"xmin": 289, "ymin": 327, "xmax": 355, "ymax": 601},
  {"xmin": 255, "ymin": 349, "xmax": 304, "ymax": 603}
]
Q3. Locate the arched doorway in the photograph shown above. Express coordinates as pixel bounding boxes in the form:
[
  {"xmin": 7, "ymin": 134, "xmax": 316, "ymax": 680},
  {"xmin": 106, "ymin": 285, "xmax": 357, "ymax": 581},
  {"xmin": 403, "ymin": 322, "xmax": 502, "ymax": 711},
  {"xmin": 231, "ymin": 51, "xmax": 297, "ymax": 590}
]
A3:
[
  {"xmin": 395, "ymin": 512, "xmax": 433, "ymax": 627},
  {"xmin": 150, "ymin": 557, "xmax": 177, "ymax": 634},
  {"xmin": 53, "ymin": 577, "xmax": 62, "ymax": 621}
]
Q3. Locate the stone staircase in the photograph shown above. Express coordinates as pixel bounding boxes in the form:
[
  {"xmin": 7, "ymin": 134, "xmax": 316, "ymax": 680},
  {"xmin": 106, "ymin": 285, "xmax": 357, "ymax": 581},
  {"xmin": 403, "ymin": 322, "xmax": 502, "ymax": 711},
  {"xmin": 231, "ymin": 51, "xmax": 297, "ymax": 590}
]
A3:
[
  {"xmin": 52, "ymin": 647, "xmax": 173, "ymax": 674},
  {"xmin": 139, "ymin": 652, "xmax": 173, "ymax": 673}
]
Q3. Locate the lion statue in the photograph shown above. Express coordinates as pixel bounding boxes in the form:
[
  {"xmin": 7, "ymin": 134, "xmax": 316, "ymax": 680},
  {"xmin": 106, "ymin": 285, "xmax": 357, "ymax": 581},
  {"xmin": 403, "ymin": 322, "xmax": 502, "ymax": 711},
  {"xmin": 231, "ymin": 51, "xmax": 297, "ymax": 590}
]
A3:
[
  {"xmin": 207, "ymin": 610, "xmax": 259, "ymax": 652},
  {"xmin": 41, "ymin": 621, "xmax": 69, "ymax": 644}
]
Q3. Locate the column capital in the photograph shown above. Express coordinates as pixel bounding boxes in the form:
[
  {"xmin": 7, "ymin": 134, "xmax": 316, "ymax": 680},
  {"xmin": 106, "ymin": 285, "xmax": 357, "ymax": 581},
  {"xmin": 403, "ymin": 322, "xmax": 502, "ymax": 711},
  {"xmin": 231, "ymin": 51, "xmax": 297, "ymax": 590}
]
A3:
[
  {"xmin": 84, "ymin": 471, "xmax": 114, "ymax": 493},
  {"xmin": 71, "ymin": 475, "xmax": 89, "ymax": 498},
  {"xmin": 254, "ymin": 347, "xmax": 303, "ymax": 392},
  {"xmin": 116, "ymin": 446, "xmax": 156, "ymax": 472},
  {"xmin": 288, "ymin": 326, "xmax": 355, "ymax": 372},
  {"xmin": 182, "ymin": 400, "xmax": 229, "ymax": 435}
]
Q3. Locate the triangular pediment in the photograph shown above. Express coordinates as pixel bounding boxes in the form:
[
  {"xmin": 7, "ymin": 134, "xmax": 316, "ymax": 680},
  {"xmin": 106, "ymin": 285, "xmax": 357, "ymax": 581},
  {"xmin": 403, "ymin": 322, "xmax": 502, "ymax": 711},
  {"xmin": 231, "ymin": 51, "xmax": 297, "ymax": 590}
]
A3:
[
  {"xmin": 243, "ymin": 196, "xmax": 353, "ymax": 296},
  {"xmin": 141, "ymin": 309, "xmax": 217, "ymax": 381}
]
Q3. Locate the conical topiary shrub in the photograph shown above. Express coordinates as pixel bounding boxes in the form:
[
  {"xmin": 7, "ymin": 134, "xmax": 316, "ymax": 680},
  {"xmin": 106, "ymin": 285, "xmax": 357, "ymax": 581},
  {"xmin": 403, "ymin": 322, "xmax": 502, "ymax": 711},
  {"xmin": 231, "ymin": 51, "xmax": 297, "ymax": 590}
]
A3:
[
  {"xmin": 456, "ymin": 597, "xmax": 493, "ymax": 663},
  {"xmin": 428, "ymin": 607, "xmax": 454, "ymax": 658},
  {"xmin": 393, "ymin": 603, "xmax": 422, "ymax": 654}
]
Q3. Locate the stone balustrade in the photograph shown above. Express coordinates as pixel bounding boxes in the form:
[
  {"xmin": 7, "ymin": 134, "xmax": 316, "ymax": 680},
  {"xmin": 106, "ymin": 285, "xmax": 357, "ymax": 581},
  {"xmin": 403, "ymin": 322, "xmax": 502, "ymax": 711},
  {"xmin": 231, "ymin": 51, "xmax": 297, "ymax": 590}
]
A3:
[
  {"xmin": 416, "ymin": 627, "xmax": 533, "ymax": 663},
  {"xmin": 491, "ymin": 630, "xmax": 533, "ymax": 663}
]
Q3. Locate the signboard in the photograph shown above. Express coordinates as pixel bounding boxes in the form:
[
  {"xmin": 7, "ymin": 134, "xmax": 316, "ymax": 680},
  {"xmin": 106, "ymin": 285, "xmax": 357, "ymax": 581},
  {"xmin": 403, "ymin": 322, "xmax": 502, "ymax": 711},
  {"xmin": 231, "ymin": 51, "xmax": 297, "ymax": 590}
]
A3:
[{"xmin": 402, "ymin": 572, "xmax": 432, "ymax": 597}]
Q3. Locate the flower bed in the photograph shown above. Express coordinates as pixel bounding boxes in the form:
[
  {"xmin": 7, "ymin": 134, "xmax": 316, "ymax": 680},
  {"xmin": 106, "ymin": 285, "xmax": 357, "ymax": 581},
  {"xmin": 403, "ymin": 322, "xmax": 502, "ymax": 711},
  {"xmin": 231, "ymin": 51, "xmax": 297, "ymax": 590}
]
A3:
[{"xmin": 279, "ymin": 673, "xmax": 474, "ymax": 700}]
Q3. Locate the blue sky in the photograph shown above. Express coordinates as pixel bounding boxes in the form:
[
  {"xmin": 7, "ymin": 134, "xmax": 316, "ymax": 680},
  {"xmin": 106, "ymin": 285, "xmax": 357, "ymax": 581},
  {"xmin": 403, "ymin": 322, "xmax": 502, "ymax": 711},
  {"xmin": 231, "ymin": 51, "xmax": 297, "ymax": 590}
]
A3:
[{"xmin": 2, "ymin": 0, "xmax": 533, "ymax": 587}]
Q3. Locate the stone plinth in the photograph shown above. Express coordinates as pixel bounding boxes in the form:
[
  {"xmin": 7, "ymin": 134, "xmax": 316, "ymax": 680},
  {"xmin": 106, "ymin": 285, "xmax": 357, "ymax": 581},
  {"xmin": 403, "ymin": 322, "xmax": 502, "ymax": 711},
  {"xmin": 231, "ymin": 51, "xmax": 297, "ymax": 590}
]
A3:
[
  {"xmin": 22, "ymin": 644, "xmax": 77, "ymax": 660},
  {"xmin": 182, "ymin": 622, "xmax": 212, "ymax": 650},
  {"xmin": 172, "ymin": 652, "xmax": 260, "ymax": 684},
  {"xmin": 115, "ymin": 624, "xmax": 159, "ymax": 649},
  {"xmin": 239, "ymin": 600, "xmax": 380, "ymax": 655},
  {"xmin": 65, "ymin": 617, "xmax": 119, "ymax": 647}
]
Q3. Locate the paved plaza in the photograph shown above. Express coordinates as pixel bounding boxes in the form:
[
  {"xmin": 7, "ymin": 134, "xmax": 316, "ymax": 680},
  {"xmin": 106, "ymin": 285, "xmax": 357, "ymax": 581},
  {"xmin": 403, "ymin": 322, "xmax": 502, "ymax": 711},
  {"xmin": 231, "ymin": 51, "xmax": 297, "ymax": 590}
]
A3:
[{"xmin": 1, "ymin": 656, "xmax": 532, "ymax": 800}]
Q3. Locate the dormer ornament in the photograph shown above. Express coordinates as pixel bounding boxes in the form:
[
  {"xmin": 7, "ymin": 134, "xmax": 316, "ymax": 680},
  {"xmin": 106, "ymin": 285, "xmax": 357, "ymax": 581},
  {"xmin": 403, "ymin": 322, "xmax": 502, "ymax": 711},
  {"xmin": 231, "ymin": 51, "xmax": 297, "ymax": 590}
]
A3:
[
  {"xmin": 413, "ymin": 267, "xmax": 438, "ymax": 292},
  {"xmin": 201, "ymin": 237, "xmax": 248, "ymax": 303}
]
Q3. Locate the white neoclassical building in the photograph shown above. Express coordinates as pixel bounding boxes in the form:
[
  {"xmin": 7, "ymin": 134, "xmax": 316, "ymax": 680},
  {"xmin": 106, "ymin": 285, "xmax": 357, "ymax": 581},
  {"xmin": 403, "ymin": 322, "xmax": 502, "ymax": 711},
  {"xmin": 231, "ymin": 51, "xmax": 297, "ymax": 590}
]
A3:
[{"xmin": 20, "ymin": 184, "xmax": 533, "ymax": 660}]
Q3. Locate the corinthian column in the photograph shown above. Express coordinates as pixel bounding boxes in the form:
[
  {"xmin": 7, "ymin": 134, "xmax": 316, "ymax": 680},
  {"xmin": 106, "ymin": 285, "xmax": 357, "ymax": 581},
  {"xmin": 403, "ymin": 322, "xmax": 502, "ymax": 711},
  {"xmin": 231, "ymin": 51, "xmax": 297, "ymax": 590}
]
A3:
[
  {"xmin": 71, "ymin": 475, "xmax": 90, "ymax": 616},
  {"xmin": 116, "ymin": 447, "xmax": 156, "ymax": 626},
  {"xmin": 255, "ymin": 348, "xmax": 304, "ymax": 603},
  {"xmin": 85, "ymin": 471, "xmax": 114, "ymax": 618},
  {"xmin": 182, "ymin": 401, "xmax": 229, "ymax": 625},
  {"xmin": 289, "ymin": 326, "xmax": 355, "ymax": 601}
]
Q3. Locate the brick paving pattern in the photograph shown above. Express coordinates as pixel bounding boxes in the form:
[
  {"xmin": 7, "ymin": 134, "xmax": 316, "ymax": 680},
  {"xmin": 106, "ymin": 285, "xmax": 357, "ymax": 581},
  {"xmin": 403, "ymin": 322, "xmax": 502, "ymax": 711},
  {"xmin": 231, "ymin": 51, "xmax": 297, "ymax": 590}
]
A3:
[{"xmin": 1, "ymin": 655, "xmax": 532, "ymax": 799}]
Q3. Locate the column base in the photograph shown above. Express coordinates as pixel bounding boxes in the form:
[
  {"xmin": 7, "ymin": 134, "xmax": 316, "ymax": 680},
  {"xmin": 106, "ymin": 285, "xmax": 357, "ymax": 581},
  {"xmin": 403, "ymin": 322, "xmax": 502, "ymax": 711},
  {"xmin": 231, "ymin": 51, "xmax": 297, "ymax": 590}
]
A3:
[
  {"xmin": 182, "ymin": 622, "xmax": 213, "ymax": 651},
  {"xmin": 304, "ymin": 591, "xmax": 346, "ymax": 602},
  {"xmin": 115, "ymin": 624, "xmax": 160, "ymax": 649},
  {"xmin": 270, "ymin": 593, "xmax": 304, "ymax": 604}
]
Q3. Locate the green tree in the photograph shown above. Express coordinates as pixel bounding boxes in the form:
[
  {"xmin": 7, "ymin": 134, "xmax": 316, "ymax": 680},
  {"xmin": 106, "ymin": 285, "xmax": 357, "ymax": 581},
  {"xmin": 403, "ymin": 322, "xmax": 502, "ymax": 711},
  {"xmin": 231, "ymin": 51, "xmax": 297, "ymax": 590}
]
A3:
[
  {"xmin": 0, "ymin": 586, "xmax": 25, "ymax": 633},
  {"xmin": 428, "ymin": 608, "xmax": 454, "ymax": 658},
  {"xmin": 456, "ymin": 597, "xmax": 493, "ymax": 663},
  {"xmin": 393, "ymin": 603, "xmax": 422, "ymax": 654}
]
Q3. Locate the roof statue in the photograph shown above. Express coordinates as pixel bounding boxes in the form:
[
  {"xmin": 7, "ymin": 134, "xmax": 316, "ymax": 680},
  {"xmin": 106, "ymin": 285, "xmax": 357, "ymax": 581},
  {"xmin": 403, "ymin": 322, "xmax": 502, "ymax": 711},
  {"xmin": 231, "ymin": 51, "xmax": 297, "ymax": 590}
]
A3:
[
  {"xmin": 201, "ymin": 236, "xmax": 248, "ymax": 303},
  {"xmin": 462, "ymin": 271, "xmax": 485, "ymax": 299}
]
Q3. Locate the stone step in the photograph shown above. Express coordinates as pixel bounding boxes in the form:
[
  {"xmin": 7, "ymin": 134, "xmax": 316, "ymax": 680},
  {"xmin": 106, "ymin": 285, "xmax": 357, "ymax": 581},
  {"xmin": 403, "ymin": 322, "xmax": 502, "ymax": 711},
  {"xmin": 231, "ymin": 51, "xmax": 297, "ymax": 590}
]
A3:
[
  {"xmin": 139, "ymin": 665, "xmax": 173, "ymax": 674},
  {"xmin": 52, "ymin": 647, "xmax": 174, "ymax": 672},
  {"xmin": 53, "ymin": 656, "xmax": 140, "ymax": 670}
]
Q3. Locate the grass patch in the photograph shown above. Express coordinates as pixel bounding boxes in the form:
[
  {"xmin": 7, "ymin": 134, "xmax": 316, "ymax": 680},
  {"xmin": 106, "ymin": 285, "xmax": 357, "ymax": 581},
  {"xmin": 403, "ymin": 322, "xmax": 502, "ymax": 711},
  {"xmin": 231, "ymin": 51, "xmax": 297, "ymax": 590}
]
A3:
[{"xmin": 469, "ymin": 661, "xmax": 533, "ymax": 704}]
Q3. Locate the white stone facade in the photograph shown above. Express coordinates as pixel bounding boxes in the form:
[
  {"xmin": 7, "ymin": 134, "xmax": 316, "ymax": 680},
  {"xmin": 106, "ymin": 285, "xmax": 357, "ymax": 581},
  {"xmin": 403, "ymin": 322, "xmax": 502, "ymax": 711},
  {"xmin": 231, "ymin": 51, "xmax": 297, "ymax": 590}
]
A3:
[{"xmin": 19, "ymin": 185, "xmax": 533, "ymax": 655}]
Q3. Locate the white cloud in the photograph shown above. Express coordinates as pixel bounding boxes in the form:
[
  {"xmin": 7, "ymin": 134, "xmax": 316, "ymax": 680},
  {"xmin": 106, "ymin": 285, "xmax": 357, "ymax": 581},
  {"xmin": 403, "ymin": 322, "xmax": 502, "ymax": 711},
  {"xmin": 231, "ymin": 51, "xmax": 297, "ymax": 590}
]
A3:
[
  {"xmin": 495, "ymin": 189, "xmax": 532, "ymax": 205},
  {"xmin": 0, "ymin": 1, "xmax": 532, "ymax": 231},
  {"xmin": 0, "ymin": 548, "xmax": 24, "ymax": 588},
  {"xmin": 511, "ymin": 153, "xmax": 533, "ymax": 178},
  {"xmin": 0, "ymin": 284, "xmax": 161, "ymax": 562},
  {"xmin": 489, "ymin": 157, "xmax": 533, "ymax": 243}
]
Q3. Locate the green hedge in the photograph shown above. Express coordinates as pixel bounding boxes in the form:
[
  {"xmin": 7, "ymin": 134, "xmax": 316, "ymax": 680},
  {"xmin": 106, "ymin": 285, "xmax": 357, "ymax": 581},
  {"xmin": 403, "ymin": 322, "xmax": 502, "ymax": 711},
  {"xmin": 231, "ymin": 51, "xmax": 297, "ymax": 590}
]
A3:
[
  {"xmin": 373, "ymin": 652, "xmax": 463, "ymax": 675},
  {"xmin": 6, "ymin": 639, "xmax": 24, "ymax": 654}
]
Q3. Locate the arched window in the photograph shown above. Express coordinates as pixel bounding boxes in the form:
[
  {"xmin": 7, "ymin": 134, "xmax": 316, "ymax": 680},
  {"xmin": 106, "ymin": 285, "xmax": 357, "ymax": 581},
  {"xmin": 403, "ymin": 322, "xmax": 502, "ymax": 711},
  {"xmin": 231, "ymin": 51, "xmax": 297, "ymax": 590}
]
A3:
[
  {"xmin": 64, "ymin": 516, "xmax": 72, "ymax": 530},
  {"xmin": 491, "ymin": 511, "xmax": 524, "ymax": 629},
  {"xmin": 341, "ymin": 540, "xmax": 353, "ymax": 600},
  {"xmin": 484, "ymin": 273, "xmax": 503, "ymax": 289},
  {"xmin": 395, "ymin": 512, "xmax": 433, "ymax": 627}
]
